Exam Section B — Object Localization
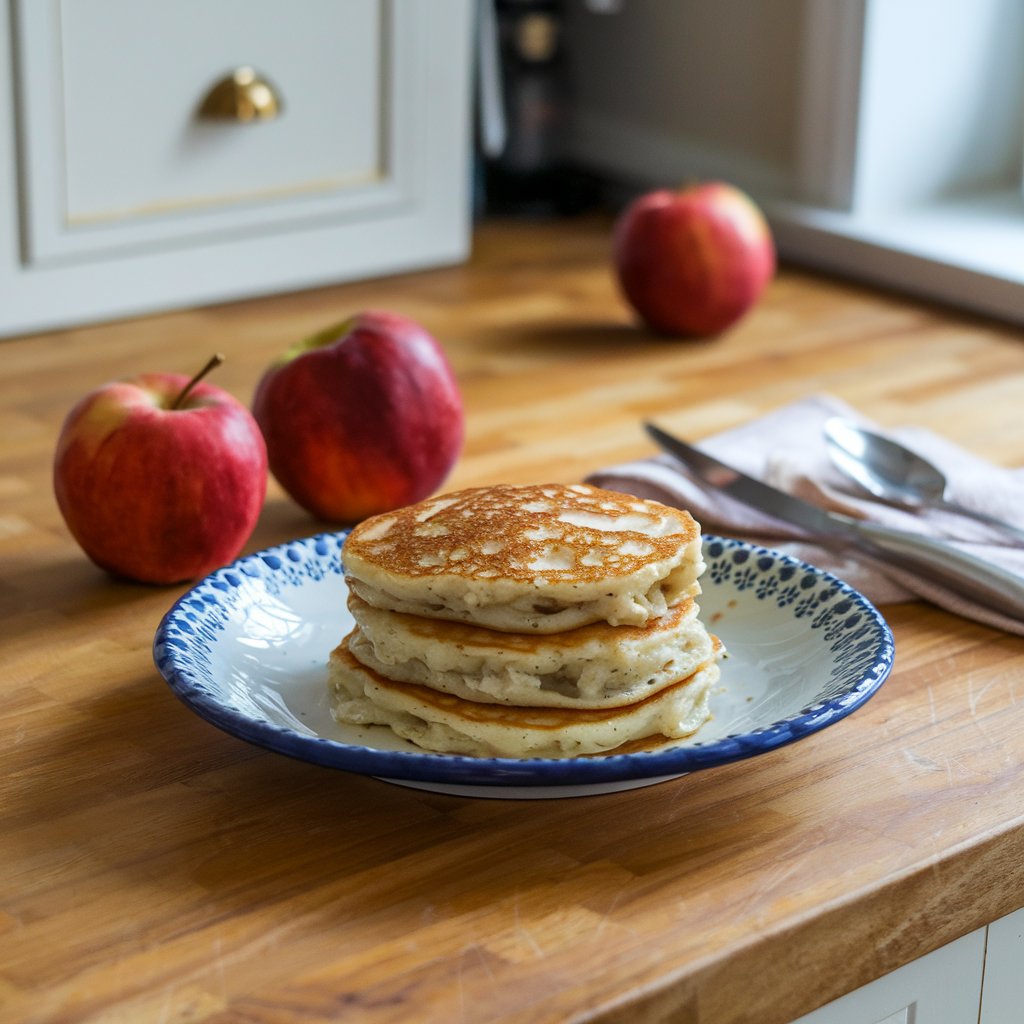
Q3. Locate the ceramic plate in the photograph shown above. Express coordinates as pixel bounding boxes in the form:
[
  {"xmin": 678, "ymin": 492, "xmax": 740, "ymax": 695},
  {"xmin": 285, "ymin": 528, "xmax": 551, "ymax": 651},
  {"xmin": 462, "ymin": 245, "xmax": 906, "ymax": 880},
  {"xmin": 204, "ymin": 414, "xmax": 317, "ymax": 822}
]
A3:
[{"xmin": 153, "ymin": 533, "xmax": 894, "ymax": 799}]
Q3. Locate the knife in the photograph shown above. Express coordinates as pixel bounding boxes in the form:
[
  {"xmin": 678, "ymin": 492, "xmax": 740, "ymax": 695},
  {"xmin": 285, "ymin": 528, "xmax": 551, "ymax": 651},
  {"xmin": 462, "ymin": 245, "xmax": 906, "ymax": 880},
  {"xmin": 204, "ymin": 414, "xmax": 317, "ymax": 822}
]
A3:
[{"xmin": 645, "ymin": 422, "xmax": 1024, "ymax": 620}]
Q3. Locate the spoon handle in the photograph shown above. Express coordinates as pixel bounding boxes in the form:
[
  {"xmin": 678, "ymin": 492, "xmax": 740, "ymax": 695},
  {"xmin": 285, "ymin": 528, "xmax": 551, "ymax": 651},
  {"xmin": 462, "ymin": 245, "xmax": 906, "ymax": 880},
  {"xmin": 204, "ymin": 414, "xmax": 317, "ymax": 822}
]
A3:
[
  {"xmin": 930, "ymin": 498, "xmax": 1024, "ymax": 545},
  {"xmin": 848, "ymin": 518, "xmax": 1024, "ymax": 619}
]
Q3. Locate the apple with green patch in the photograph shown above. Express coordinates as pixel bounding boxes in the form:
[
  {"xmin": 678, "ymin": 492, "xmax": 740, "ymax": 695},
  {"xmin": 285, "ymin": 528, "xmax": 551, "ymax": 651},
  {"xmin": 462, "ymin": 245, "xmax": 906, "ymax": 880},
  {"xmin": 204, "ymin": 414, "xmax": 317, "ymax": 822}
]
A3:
[
  {"xmin": 53, "ymin": 355, "xmax": 268, "ymax": 584},
  {"xmin": 253, "ymin": 311, "xmax": 464, "ymax": 522},
  {"xmin": 613, "ymin": 181, "xmax": 776, "ymax": 337}
]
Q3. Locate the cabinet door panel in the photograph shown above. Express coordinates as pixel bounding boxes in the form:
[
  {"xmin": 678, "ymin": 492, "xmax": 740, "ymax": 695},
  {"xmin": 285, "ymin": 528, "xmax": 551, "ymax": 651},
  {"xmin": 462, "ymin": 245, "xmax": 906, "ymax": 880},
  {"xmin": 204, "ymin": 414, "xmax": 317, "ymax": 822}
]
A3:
[
  {"xmin": 14, "ymin": 0, "xmax": 423, "ymax": 263},
  {"xmin": 979, "ymin": 906, "xmax": 1024, "ymax": 1024},
  {"xmin": 790, "ymin": 928, "xmax": 985, "ymax": 1024},
  {"xmin": 59, "ymin": 0, "xmax": 383, "ymax": 221}
]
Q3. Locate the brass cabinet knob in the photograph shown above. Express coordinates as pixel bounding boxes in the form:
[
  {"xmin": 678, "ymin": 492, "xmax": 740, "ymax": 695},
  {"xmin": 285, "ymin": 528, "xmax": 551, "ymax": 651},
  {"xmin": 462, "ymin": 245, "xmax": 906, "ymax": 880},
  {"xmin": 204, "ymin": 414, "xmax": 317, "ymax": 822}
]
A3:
[{"xmin": 198, "ymin": 67, "xmax": 282, "ymax": 122}]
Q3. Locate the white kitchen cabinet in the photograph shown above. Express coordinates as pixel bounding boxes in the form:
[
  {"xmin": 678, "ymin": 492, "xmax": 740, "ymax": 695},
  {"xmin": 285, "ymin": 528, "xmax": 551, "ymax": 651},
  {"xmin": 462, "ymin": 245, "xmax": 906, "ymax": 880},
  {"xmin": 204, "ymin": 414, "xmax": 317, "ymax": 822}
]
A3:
[
  {"xmin": 979, "ymin": 907, "xmax": 1024, "ymax": 1024},
  {"xmin": 0, "ymin": 0, "xmax": 473, "ymax": 336},
  {"xmin": 791, "ymin": 907, "xmax": 1024, "ymax": 1024},
  {"xmin": 790, "ymin": 929, "xmax": 986, "ymax": 1024}
]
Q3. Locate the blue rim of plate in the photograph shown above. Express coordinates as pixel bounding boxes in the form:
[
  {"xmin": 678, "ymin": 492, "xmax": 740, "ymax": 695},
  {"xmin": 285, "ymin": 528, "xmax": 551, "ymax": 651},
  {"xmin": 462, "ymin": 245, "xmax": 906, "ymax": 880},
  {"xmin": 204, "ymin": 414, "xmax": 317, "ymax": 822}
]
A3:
[{"xmin": 153, "ymin": 532, "xmax": 895, "ymax": 787}]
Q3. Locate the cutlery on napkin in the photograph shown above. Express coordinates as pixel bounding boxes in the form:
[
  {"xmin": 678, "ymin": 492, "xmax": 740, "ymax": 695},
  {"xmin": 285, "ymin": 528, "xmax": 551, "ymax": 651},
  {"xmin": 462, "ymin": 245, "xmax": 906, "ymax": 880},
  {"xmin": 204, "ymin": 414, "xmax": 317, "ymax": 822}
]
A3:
[{"xmin": 585, "ymin": 395, "xmax": 1024, "ymax": 636}]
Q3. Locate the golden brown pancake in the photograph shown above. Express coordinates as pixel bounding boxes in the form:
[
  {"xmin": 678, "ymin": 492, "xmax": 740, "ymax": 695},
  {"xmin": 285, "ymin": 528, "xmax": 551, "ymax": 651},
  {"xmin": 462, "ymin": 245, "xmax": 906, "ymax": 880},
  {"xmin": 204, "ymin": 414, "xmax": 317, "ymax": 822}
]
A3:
[{"xmin": 342, "ymin": 483, "xmax": 704, "ymax": 633}]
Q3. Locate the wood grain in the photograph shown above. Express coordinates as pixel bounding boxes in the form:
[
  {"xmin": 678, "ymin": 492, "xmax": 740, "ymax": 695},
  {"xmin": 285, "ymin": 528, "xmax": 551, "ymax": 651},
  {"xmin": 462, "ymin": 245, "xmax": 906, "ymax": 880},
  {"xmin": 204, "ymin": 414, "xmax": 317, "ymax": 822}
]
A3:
[{"xmin": 2, "ymin": 216, "xmax": 1024, "ymax": 1024}]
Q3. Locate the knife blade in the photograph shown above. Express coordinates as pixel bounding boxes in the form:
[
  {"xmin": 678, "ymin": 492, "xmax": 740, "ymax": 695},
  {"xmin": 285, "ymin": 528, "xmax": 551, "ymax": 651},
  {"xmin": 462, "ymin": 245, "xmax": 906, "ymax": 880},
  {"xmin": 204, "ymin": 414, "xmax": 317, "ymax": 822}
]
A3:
[
  {"xmin": 644, "ymin": 422, "xmax": 1024, "ymax": 619},
  {"xmin": 645, "ymin": 423, "xmax": 855, "ymax": 539}
]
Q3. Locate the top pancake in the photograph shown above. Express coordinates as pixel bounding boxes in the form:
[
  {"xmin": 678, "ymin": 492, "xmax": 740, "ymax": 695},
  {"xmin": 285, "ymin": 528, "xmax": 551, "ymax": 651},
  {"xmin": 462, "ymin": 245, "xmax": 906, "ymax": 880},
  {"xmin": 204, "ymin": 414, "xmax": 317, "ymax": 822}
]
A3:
[{"xmin": 343, "ymin": 483, "xmax": 704, "ymax": 633}]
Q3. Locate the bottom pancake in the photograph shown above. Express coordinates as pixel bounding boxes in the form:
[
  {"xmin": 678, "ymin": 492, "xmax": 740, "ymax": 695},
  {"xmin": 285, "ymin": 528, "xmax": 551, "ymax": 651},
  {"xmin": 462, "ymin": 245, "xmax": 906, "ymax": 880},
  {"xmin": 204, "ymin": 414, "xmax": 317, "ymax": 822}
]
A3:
[{"xmin": 328, "ymin": 637, "xmax": 718, "ymax": 759}]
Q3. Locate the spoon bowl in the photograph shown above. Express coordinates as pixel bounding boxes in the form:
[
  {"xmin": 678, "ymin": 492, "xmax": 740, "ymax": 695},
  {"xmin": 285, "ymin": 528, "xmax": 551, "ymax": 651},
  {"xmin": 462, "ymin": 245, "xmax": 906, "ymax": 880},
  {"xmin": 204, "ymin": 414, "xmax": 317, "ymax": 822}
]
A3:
[
  {"xmin": 823, "ymin": 417, "xmax": 1024, "ymax": 543},
  {"xmin": 823, "ymin": 418, "xmax": 947, "ymax": 508}
]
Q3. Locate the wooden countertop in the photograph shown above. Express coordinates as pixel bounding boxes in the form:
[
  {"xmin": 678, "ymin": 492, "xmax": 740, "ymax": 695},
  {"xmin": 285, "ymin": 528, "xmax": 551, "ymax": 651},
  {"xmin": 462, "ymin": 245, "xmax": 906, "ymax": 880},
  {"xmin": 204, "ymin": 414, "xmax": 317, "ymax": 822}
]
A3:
[{"xmin": 3, "ymin": 217, "xmax": 1023, "ymax": 1024}]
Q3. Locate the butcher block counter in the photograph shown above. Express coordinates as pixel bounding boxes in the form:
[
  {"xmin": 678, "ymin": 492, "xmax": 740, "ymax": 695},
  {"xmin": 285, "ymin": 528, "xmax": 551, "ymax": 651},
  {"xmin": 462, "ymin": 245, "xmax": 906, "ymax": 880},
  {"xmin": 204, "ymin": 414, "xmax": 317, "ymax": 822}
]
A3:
[{"xmin": 3, "ymin": 217, "xmax": 1024, "ymax": 1024}]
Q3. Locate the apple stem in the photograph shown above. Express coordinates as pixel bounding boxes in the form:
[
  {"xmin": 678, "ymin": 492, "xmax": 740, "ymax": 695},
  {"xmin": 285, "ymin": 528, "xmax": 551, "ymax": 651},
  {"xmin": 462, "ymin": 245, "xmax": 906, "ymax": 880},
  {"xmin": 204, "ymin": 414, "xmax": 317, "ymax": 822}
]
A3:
[{"xmin": 171, "ymin": 353, "xmax": 225, "ymax": 410}]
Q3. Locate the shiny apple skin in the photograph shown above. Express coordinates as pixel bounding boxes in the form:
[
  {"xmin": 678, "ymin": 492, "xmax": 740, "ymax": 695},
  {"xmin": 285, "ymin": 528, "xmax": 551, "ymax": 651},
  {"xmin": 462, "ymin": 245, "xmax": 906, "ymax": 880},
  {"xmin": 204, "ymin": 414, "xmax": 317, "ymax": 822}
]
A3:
[
  {"xmin": 53, "ymin": 374, "xmax": 268, "ymax": 584},
  {"xmin": 613, "ymin": 182, "xmax": 776, "ymax": 337},
  {"xmin": 252, "ymin": 311, "xmax": 465, "ymax": 522}
]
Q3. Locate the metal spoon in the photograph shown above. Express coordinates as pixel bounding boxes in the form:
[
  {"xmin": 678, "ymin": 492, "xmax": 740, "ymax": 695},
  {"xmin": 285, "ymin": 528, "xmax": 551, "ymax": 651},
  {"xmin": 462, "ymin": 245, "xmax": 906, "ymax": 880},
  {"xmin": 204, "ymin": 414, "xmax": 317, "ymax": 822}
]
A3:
[{"xmin": 823, "ymin": 417, "xmax": 1024, "ymax": 544}]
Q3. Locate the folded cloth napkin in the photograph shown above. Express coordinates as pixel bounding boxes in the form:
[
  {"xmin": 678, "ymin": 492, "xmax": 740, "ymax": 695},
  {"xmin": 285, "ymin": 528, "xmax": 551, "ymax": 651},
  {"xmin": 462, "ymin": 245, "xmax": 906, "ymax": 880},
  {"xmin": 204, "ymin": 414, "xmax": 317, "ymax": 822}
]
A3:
[{"xmin": 586, "ymin": 395, "xmax": 1024, "ymax": 636}]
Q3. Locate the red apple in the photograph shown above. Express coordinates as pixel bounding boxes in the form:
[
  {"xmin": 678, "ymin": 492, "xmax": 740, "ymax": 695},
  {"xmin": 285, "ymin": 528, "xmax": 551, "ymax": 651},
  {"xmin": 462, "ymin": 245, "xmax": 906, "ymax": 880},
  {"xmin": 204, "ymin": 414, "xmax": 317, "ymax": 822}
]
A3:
[
  {"xmin": 252, "ymin": 311, "xmax": 464, "ymax": 522},
  {"xmin": 613, "ymin": 182, "xmax": 775, "ymax": 337},
  {"xmin": 54, "ymin": 355, "xmax": 268, "ymax": 584}
]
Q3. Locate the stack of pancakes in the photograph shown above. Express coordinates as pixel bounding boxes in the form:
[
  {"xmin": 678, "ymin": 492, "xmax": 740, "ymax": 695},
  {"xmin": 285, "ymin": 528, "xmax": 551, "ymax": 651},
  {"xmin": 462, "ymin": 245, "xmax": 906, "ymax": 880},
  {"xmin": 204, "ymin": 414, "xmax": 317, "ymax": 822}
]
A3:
[{"xmin": 329, "ymin": 483, "xmax": 722, "ymax": 758}]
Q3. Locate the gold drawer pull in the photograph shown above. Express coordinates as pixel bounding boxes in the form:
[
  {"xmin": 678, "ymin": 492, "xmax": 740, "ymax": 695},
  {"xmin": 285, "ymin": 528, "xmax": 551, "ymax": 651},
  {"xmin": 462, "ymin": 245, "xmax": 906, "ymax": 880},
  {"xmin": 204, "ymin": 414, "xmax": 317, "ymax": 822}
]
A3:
[{"xmin": 198, "ymin": 67, "xmax": 282, "ymax": 122}]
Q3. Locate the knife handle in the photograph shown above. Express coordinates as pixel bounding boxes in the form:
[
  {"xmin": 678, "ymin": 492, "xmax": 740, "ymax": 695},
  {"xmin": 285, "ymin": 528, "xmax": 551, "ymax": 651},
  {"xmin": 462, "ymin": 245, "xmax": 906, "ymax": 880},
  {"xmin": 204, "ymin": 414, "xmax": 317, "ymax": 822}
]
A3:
[{"xmin": 847, "ymin": 518, "xmax": 1024, "ymax": 618}]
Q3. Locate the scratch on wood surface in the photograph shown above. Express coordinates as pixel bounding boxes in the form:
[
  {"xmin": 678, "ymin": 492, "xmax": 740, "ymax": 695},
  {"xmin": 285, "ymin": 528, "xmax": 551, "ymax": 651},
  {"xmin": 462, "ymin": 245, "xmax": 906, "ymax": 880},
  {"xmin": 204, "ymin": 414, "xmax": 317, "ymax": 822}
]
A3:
[
  {"xmin": 966, "ymin": 715, "xmax": 1004, "ymax": 763},
  {"xmin": 514, "ymin": 900, "xmax": 545, "ymax": 959},
  {"xmin": 212, "ymin": 936, "xmax": 227, "ymax": 1002},
  {"xmin": 1007, "ymin": 674, "xmax": 1022, "ymax": 705},
  {"xmin": 155, "ymin": 983, "xmax": 177, "ymax": 1024},
  {"xmin": 755, "ymin": 861, "xmax": 805, "ymax": 913},
  {"xmin": 926, "ymin": 685, "xmax": 938, "ymax": 726},
  {"xmin": 967, "ymin": 676, "xmax": 999, "ymax": 717},
  {"xmin": 592, "ymin": 888, "xmax": 627, "ymax": 944},
  {"xmin": 735, "ymin": 853, "xmax": 812, "ymax": 923},
  {"xmin": 453, "ymin": 943, "xmax": 495, "ymax": 1023},
  {"xmin": 472, "ymin": 940, "xmax": 497, "ymax": 981},
  {"xmin": 455, "ymin": 947, "xmax": 467, "ymax": 1024},
  {"xmin": 902, "ymin": 748, "xmax": 942, "ymax": 773}
]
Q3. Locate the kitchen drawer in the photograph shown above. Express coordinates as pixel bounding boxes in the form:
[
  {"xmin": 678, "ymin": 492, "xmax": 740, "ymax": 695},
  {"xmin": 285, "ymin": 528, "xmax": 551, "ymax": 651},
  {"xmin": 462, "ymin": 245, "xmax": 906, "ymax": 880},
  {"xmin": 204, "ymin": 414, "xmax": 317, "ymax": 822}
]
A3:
[
  {"xmin": 18, "ymin": 0, "xmax": 417, "ymax": 262},
  {"xmin": 0, "ymin": 0, "xmax": 472, "ymax": 335}
]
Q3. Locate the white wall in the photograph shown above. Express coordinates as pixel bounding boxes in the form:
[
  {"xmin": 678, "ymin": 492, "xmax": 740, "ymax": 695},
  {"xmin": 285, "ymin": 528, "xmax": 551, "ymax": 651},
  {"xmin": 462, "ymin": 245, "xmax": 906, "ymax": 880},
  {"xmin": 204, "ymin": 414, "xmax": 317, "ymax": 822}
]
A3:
[{"xmin": 852, "ymin": 0, "xmax": 1024, "ymax": 213}]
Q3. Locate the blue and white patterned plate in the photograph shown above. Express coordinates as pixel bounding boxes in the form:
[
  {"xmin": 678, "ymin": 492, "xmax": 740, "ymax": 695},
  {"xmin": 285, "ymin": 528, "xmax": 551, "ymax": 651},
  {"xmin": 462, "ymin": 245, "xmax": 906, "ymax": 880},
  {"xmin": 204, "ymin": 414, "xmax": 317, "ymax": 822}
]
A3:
[{"xmin": 153, "ymin": 534, "xmax": 894, "ymax": 799}]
